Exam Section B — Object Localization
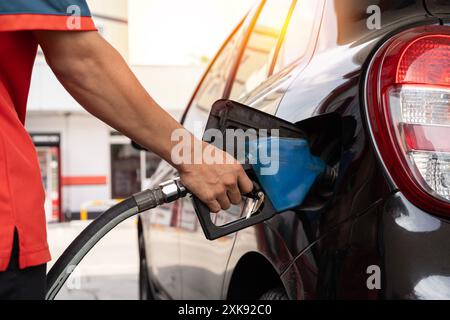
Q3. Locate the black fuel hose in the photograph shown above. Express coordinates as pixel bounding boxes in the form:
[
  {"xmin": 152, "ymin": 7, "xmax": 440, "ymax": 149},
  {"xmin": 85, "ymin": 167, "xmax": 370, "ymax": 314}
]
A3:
[
  {"xmin": 45, "ymin": 178, "xmax": 187, "ymax": 300},
  {"xmin": 45, "ymin": 166, "xmax": 336, "ymax": 299}
]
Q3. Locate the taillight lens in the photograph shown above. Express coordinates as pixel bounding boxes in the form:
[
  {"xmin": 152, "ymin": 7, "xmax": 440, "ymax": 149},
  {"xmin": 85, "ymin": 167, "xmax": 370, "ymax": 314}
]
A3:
[{"xmin": 366, "ymin": 26, "xmax": 450, "ymax": 217}]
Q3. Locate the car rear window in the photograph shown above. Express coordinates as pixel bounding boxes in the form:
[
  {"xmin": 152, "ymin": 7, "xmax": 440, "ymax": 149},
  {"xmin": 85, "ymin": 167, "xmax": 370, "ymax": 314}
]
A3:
[
  {"xmin": 273, "ymin": 0, "xmax": 321, "ymax": 73},
  {"xmin": 229, "ymin": 0, "xmax": 293, "ymax": 101}
]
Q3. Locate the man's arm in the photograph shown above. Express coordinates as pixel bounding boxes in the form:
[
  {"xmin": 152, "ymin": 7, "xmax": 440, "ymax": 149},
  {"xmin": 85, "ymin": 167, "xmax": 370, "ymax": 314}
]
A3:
[{"xmin": 33, "ymin": 30, "xmax": 253, "ymax": 212}]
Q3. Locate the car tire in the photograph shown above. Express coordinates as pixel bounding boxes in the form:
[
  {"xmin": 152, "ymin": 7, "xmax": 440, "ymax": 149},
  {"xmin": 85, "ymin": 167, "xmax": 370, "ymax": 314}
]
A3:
[
  {"xmin": 259, "ymin": 287, "xmax": 289, "ymax": 300},
  {"xmin": 138, "ymin": 231, "xmax": 154, "ymax": 300}
]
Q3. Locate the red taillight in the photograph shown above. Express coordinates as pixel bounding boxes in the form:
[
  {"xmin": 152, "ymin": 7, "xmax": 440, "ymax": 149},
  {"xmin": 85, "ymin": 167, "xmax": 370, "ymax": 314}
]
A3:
[
  {"xmin": 366, "ymin": 26, "xmax": 450, "ymax": 217},
  {"xmin": 397, "ymin": 35, "xmax": 450, "ymax": 86}
]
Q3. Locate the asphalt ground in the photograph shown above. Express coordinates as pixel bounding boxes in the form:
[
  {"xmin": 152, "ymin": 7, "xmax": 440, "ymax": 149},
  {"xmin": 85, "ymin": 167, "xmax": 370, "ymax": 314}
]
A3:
[{"xmin": 47, "ymin": 218, "xmax": 139, "ymax": 300}]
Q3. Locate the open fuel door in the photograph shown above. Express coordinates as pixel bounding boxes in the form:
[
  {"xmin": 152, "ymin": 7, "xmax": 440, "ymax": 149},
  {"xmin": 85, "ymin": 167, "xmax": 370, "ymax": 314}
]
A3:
[{"xmin": 192, "ymin": 99, "xmax": 344, "ymax": 240}]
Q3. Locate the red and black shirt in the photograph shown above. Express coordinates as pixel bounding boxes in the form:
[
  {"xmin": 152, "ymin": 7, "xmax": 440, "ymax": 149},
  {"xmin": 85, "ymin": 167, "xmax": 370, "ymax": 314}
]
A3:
[{"xmin": 0, "ymin": 0, "xmax": 96, "ymax": 271}]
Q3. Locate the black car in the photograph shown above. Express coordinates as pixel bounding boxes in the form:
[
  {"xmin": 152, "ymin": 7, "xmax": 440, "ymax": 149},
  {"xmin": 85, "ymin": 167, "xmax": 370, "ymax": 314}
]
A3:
[{"xmin": 138, "ymin": 0, "xmax": 450, "ymax": 300}]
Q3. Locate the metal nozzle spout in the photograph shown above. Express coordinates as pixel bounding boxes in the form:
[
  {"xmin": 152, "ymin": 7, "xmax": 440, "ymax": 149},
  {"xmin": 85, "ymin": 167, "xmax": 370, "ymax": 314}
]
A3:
[{"xmin": 133, "ymin": 178, "xmax": 188, "ymax": 212}]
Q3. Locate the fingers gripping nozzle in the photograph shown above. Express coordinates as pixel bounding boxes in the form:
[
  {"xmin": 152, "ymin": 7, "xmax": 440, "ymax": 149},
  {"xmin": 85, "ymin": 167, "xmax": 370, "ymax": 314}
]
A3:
[{"xmin": 133, "ymin": 178, "xmax": 188, "ymax": 212}]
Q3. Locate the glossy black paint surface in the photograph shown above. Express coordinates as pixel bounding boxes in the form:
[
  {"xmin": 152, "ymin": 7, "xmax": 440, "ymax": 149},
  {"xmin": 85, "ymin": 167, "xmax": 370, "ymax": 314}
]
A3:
[
  {"xmin": 140, "ymin": 0, "xmax": 449, "ymax": 299},
  {"xmin": 426, "ymin": 0, "xmax": 450, "ymax": 17}
]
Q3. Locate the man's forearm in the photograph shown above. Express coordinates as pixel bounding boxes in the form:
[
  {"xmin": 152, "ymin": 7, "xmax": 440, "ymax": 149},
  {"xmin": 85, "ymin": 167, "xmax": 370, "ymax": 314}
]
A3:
[
  {"xmin": 34, "ymin": 30, "xmax": 253, "ymax": 212},
  {"xmin": 35, "ymin": 31, "xmax": 187, "ymax": 169}
]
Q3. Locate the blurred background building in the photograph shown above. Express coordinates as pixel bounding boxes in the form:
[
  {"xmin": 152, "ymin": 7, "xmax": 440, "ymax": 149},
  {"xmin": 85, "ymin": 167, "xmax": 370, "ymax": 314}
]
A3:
[{"xmin": 25, "ymin": 0, "xmax": 253, "ymax": 222}]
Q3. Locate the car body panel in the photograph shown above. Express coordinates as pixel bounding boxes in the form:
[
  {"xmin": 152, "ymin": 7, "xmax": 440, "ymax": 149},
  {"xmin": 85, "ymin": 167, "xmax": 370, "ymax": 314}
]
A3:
[
  {"xmin": 175, "ymin": 0, "xmax": 324, "ymax": 299},
  {"xmin": 141, "ymin": 0, "xmax": 450, "ymax": 300},
  {"xmin": 382, "ymin": 193, "xmax": 450, "ymax": 299},
  {"xmin": 223, "ymin": 0, "xmax": 440, "ymax": 299},
  {"xmin": 273, "ymin": 0, "xmax": 437, "ymax": 248},
  {"xmin": 142, "ymin": 165, "xmax": 181, "ymax": 299},
  {"xmin": 425, "ymin": 0, "xmax": 450, "ymax": 17},
  {"xmin": 141, "ymin": 7, "xmax": 257, "ymax": 299}
]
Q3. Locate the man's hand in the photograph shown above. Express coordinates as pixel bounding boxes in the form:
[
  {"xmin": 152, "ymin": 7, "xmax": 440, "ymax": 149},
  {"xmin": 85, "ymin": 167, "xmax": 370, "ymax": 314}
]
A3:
[
  {"xmin": 179, "ymin": 143, "xmax": 253, "ymax": 213},
  {"xmin": 33, "ymin": 30, "xmax": 252, "ymax": 212}
]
